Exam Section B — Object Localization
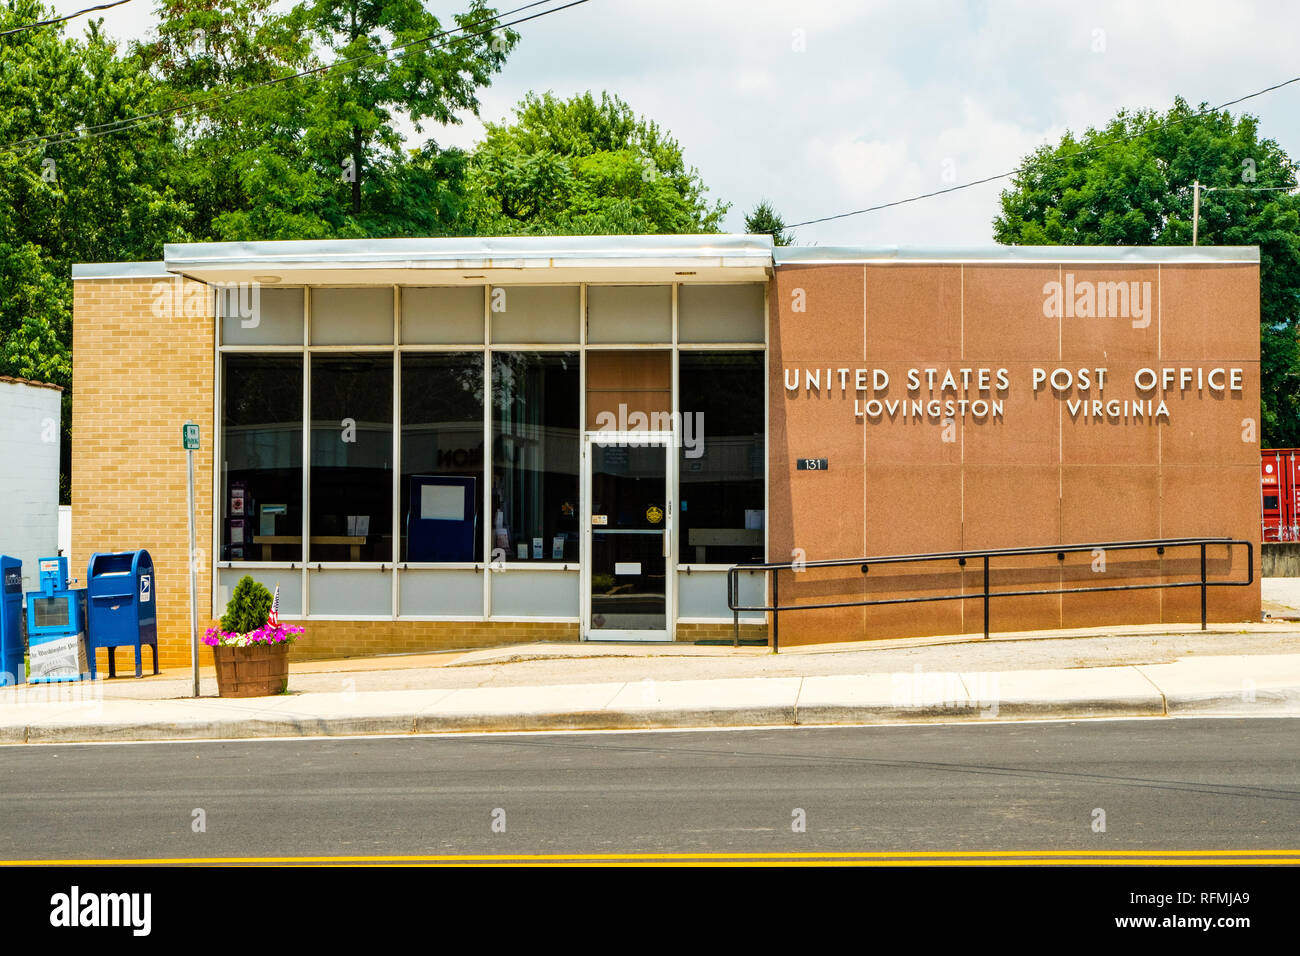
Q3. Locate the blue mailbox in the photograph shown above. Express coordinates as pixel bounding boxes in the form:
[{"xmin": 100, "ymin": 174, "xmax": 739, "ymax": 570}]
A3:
[
  {"xmin": 407, "ymin": 475, "xmax": 477, "ymax": 562},
  {"xmin": 26, "ymin": 556, "xmax": 90, "ymax": 683},
  {"xmin": 86, "ymin": 550, "xmax": 158, "ymax": 679},
  {"xmin": 0, "ymin": 556, "xmax": 24, "ymax": 685}
]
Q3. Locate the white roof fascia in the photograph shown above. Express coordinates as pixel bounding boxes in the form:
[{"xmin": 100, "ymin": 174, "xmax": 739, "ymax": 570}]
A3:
[
  {"xmin": 773, "ymin": 245, "xmax": 1259, "ymax": 265},
  {"xmin": 71, "ymin": 261, "xmax": 171, "ymax": 280},
  {"xmin": 163, "ymin": 234, "xmax": 775, "ymax": 275}
]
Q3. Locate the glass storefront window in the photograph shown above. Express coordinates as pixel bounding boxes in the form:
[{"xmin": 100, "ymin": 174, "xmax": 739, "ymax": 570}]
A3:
[
  {"xmin": 400, "ymin": 352, "xmax": 485, "ymax": 562},
  {"xmin": 218, "ymin": 286, "xmax": 768, "ymax": 616},
  {"xmin": 489, "ymin": 286, "xmax": 580, "ymax": 343},
  {"xmin": 310, "ymin": 288, "xmax": 394, "ymax": 345},
  {"xmin": 586, "ymin": 285, "xmax": 671, "ymax": 343},
  {"xmin": 678, "ymin": 351, "xmax": 765, "ymax": 564},
  {"xmin": 222, "ymin": 355, "xmax": 304, "ymax": 562},
  {"xmin": 491, "ymin": 352, "xmax": 579, "ymax": 562},
  {"xmin": 678, "ymin": 284, "xmax": 765, "ymax": 343},
  {"xmin": 220, "ymin": 286, "xmax": 304, "ymax": 346},
  {"xmin": 309, "ymin": 355, "xmax": 393, "ymax": 562}
]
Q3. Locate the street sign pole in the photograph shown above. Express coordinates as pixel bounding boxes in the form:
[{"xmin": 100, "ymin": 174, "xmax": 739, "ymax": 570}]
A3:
[{"xmin": 182, "ymin": 422, "xmax": 200, "ymax": 698}]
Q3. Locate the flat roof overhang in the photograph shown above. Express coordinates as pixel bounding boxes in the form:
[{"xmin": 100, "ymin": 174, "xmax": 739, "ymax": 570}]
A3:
[
  {"xmin": 157, "ymin": 234, "xmax": 775, "ymax": 285},
  {"xmin": 773, "ymin": 244, "xmax": 1260, "ymax": 264},
  {"xmin": 71, "ymin": 239, "xmax": 1262, "ymax": 284}
]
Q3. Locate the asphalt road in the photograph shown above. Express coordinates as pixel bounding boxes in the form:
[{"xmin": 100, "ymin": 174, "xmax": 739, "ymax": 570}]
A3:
[{"xmin": 0, "ymin": 718, "xmax": 1296, "ymax": 861}]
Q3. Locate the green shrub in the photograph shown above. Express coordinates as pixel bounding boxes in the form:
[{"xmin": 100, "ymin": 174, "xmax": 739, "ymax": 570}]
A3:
[{"xmin": 220, "ymin": 576, "xmax": 273, "ymax": 634}]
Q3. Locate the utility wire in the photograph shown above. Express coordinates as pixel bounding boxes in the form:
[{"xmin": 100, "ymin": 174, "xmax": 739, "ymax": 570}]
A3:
[
  {"xmin": 1203, "ymin": 185, "xmax": 1298, "ymax": 192},
  {"xmin": 787, "ymin": 73, "xmax": 1300, "ymax": 229},
  {"xmin": 0, "ymin": 0, "xmax": 133, "ymax": 39},
  {"xmin": 2, "ymin": 0, "xmax": 587, "ymax": 154},
  {"xmin": 6, "ymin": 0, "xmax": 565, "ymax": 149}
]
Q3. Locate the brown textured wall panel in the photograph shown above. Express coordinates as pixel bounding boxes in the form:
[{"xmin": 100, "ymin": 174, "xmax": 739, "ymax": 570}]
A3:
[
  {"xmin": 864, "ymin": 265, "xmax": 962, "ymax": 362},
  {"xmin": 1160, "ymin": 265, "xmax": 1260, "ymax": 362},
  {"xmin": 864, "ymin": 464, "xmax": 963, "ymax": 555},
  {"xmin": 962, "ymin": 362, "xmax": 1057, "ymax": 466},
  {"xmin": 768, "ymin": 265, "xmax": 867, "ymax": 645},
  {"xmin": 1059, "ymin": 550, "xmax": 1164, "ymax": 628},
  {"xmin": 1058, "ymin": 363, "xmax": 1162, "ymax": 465},
  {"xmin": 1060, "ymin": 466, "xmax": 1161, "ymax": 541},
  {"xmin": 1059, "ymin": 265, "xmax": 1160, "ymax": 362},
  {"xmin": 770, "ymin": 257, "xmax": 1260, "ymax": 644},
  {"xmin": 1160, "ymin": 465, "xmax": 1259, "ymax": 622},
  {"xmin": 962, "ymin": 265, "xmax": 1061, "ymax": 361},
  {"xmin": 962, "ymin": 464, "xmax": 1061, "ymax": 549},
  {"xmin": 963, "ymin": 555, "xmax": 1063, "ymax": 634},
  {"xmin": 862, "ymin": 560, "xmax": 966, "ymax": 639},
  {"xmin": 1159, "ymin": 367, "xmax": 1257, "ymax": 466}
]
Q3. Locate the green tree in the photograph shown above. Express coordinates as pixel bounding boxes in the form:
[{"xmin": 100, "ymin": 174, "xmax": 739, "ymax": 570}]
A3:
[
  {"xmin": 994, "ymin": 97, "xmax": 1300, "ymax": 445},
  {"xmin": 134, "ymin": 0, "xmax": 316, "ymax": 239},
  {"xmin": 1, "ymin": 2, "xmax": 191, "ymax": 501},
  {"xmin": 461, "ymin": 91, "xmax": 728, "ymax": 235},
  {"xmin": 136, "ymin": 0, "xmax": 515, "ymax": 239},
  {"xmin": 744, "ymin": 199, "xmax": 793, "ymax": 245}
]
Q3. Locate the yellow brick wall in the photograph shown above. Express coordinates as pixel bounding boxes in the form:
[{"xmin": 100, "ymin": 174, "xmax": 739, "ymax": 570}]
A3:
[
  {"xmin": 288, "ymin": 620, "xmax": 768, "ymax": 661},
  {"xmin": 674, "ymin": 622, "xmax": 768, "ymax": 643},
  {"xmin": 72, "ymin": 275, "xmax": 217, "ymax": 672},
  {"xmin": 286, "ymin": 620, "xmax": 580, "ymax": 661}
]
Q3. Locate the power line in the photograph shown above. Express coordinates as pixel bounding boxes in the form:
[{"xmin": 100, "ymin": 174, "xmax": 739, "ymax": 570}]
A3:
[
  {"xmin": 786, "ymin": 73, "xmax": 1300, "ymax": 229},
  {"xmin": 1203, "ymin": 185, "xmax": 1298, "ymax": 193},
  {"xmin": 6, "ymin": 0, "xmax": 568, "ymax": 151},
  {"xmin": 0, "ymin": 0, "xmax": 133, "ymax": 39},
  {"xmin": 2, "ymin": 0, "xmax": 588, "ymax": 154}
]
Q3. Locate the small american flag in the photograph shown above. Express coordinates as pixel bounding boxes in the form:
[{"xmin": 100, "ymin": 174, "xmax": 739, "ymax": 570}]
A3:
[{"xmin": 268, "ymin": 584, "xmax": 280, "ymax": 627}]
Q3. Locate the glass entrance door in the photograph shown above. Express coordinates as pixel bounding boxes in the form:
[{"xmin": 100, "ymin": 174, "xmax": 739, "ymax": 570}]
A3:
[{"xmin": 584, "ymin": 434, "xmax": 672, "ymax": 641}]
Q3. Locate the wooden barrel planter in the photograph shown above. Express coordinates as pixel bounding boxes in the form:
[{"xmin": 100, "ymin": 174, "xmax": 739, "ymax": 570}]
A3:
[{"xmin": 212, "ymin": 643, "xmax": 290, "ymax": 697}]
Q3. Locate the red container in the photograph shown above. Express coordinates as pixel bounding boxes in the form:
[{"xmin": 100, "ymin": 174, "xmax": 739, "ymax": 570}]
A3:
[{"xmin": 1261, "ymin": 449, "xmax": 1300, "ymax": 541}]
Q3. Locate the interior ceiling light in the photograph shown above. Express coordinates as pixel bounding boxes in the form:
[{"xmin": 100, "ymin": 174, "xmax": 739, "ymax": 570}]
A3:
[{"xmin": 252, "ymin": 275, "xmax": 281, "ymax": 284}]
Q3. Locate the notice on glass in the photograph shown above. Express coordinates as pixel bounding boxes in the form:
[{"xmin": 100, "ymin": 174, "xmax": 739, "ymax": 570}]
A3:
[{"xmin": 421, "ymin": 484, "xmax": 465, "ymax": 521}]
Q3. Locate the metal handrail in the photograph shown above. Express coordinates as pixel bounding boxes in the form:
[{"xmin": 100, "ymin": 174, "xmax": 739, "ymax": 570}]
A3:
[{"xmin": 727, "ymin": 537, "xmax": 1254, "ymax": 652}]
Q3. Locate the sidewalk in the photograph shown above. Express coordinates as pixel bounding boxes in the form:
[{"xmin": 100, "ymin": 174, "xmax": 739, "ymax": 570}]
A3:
[
  {"xmin": 1263, "ymin": 575, "xmax": 1300, "ymax": 619},
  {"xmin": 0, "ymin": 623, "xmax": 1297, "ymax": 743}
]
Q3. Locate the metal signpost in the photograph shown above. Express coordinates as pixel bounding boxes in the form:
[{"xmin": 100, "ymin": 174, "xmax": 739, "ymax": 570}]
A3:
[{"xmin": 182, "ymin": 422, "xmax": 200, "ymax": 697}]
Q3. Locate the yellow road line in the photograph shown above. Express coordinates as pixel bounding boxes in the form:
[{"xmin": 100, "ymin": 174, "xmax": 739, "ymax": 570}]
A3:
[
  {"xmin": 2, "ymin": 849, "xmax": 1297, "ymax": 866},
  {"xmin": 379, "ymin": 859, "xmax": 1296, "ymax": 867}
]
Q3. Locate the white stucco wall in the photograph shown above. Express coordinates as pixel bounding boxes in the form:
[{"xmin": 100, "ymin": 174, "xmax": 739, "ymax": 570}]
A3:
[{"xmin": 0, "ymin": 379, "xmax": 62, "ymax": 593}]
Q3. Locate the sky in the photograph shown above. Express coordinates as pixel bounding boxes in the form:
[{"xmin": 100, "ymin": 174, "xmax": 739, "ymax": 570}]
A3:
[{"xmin": 46, "ymin": 0, "xmax": 1300, "ymax": 246}]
